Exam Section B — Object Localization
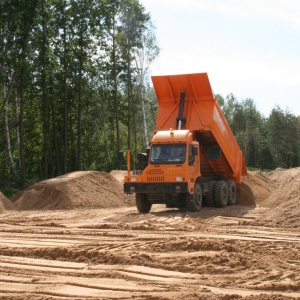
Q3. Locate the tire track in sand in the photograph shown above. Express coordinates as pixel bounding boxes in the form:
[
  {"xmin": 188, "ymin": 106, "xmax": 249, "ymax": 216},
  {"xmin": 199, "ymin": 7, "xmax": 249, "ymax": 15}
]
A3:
[{"xmin": 1, "ymin": 207, "xmax": 300, "ymax": 299}]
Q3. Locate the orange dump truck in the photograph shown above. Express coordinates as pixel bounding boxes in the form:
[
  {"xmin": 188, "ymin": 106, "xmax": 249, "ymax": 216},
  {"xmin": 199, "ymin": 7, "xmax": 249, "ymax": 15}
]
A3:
[{"xmin": 124, "ymin": 73, "xmax": 247, "ymax": 213}]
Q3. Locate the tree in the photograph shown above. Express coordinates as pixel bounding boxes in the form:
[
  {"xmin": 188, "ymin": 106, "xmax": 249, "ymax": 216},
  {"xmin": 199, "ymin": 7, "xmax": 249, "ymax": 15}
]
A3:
[
  {"xmin": 133, "ymin": 21, "xmax": 160, "ymax": 148},
  {"xmin": 0, "ymin": 0, "xmax": 39, "ymax": 187},
  {"xmin": 267, "ymin": 107, "xmax": 286, "ymax": 167},
  {"xmin": 267, "ymin": 107, "xmax": 300, "ymax": 168},
  {"xmin": 118, "ymin": 0, "xmax": 150, "ymax": 153},
  {"xmin": 222, "ymin": 94, "xmax": 266, "ymax": 168}
]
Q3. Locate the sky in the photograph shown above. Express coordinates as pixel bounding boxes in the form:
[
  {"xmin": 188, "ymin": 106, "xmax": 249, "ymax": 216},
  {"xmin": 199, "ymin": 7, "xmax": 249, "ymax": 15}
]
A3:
[{"xmin": 139, "ymin": 0, "xmax": 300, "ymax": 117}]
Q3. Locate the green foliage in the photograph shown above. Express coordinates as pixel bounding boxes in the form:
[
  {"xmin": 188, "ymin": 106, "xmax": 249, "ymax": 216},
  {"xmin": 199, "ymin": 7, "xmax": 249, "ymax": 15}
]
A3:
[
  {"xmin": 222, "ymin": 95, "xmax": 300, "ymax": 170},
  {"xmin": 0, "ymin": 0, "xmax": 159, "ymax": 191}
]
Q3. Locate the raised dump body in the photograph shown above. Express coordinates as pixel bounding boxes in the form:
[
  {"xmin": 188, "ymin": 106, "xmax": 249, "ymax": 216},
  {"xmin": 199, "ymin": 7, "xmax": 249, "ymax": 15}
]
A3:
[
  {"xmin": 124, "ymin": 72, "xmax": 247, "ymax": 213},
  {"xmin": 152, "ymin": 73, "xmax": 247, "ymax": 184}
]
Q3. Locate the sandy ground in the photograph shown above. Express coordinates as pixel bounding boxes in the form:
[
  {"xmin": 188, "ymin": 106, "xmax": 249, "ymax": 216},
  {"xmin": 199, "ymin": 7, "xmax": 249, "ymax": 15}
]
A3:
[{"xmin": 0, "ymin": 168, "xmax": 300, "ymax": 299}]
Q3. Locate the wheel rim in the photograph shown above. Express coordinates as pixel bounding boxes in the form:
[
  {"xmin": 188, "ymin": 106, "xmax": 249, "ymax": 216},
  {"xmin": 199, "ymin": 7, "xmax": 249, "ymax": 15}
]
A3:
[
  {"xmin": 227, "ymin": 180, "xmax": 237, "ymax": 205},
  {"xmin": 214, "ymin": 180, "xmax": 228, "ymax": 207},
  {"xmin": 222, "ymin": 187, "xmax": 227, "ymax": 201},
  {"xmin": 195, "ymin": 190, "xmax": 201, "ymax": 206}
]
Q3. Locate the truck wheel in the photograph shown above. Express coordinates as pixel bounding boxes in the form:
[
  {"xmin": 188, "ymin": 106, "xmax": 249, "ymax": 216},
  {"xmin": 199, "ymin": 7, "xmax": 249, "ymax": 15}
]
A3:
[
  {"xmin": 214, "ymin": 180, "xmax": 228, "ymax": 208},
  {"xmin": 136, "ymin": 193, "xmax": 152, "ymax": 213},
  {"xmin": 226, "ymin": 180, "xmax": 237, "ymax": 205},
  {"xmin": 205, "ymin": 181, "xmax": 216, "ymax": 207},
  {"xmin": 185, "ymin": 182, "xmax": 202, "ymax": 212}
]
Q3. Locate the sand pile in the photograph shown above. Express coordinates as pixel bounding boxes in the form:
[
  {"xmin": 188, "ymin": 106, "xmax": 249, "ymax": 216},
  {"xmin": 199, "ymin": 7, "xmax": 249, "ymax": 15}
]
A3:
[
  {"xmin": 259, "ymin": 167, "xmax": 300, "ymax": 227},
  {"xmin": 238, "ymin": 168, "xmax": 300, "ymax": 228},
  {"xmin": 237, "ymin": 171, "xmax": 274, "ymax": 206},
  {"xmin": 0, "ymin": 192, "xmax": 16, "ymax": 213},
  {"xmin": 7, "ymin": 167, "xmax": 300, "ymax": 228},
  {"xmin": 10, "ymin": 171, "xmax": 133, "ymax": 210}
]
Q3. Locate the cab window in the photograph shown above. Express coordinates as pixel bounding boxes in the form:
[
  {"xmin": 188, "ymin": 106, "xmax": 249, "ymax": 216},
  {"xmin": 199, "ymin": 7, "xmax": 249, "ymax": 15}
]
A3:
[{"xmin": 150, "ymin": 144, "xmax": 186, "ymax": 164}]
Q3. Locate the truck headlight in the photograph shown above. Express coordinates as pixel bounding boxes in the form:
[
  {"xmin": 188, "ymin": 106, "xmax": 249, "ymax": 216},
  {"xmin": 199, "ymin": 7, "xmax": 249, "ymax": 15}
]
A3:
[
  {"xmin": 176, "ymin": 176, "xmax": 183, "ymax": 182},
  {"xmin": 130, "ymin": 177, "xmax": 136, "ymax": 182}
]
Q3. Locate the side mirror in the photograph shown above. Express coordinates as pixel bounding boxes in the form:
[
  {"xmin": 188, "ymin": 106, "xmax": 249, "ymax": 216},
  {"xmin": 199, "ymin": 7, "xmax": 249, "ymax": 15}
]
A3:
[{"xmin": 192, "ymin": 146, "xmax": 198, "ymax": 156}]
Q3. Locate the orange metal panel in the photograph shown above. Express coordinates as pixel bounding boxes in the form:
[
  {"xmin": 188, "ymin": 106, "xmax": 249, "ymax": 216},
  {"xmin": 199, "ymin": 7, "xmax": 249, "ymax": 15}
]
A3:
[{"xmin": 151, "ymin": 73, "xmax": 247, "ymax": 183}]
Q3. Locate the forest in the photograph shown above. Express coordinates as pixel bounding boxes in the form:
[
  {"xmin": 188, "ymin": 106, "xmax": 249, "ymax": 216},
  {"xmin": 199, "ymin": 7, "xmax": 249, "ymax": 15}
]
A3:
[{"xmin": 1, "ymin": 0, "xmax": 300, "ymax": 196}]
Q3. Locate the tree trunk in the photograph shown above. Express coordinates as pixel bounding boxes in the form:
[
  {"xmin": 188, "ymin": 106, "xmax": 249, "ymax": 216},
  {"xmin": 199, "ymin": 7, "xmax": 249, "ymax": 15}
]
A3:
[
  {"xmin": 2, "ymin": 76, "xmax": 18, "ymax": 176},
  {"xmin": 41, "ymin": 0, "xmax": 49, "ymax": 179},
  {"xmin": 77, "ymin": 31, "xmax": 83, "ymax": 171},
  {"xmin": 63, "ymin": 17, "xmax": 68, "ymax": 174},
  {"xmin": 0, "ymin": 69, "xmax": 19, "ymax": 121},
  {"xmin": 14, "ymin": 92, "xmax": 21, "ymax": 171},
  {"xmin": 101, "ymin": 100, "xmax": 112, "ymax": 169},
  {"xmin": 127, "ymin": 49, "xmax": 132, "ymax": 151},
  {"xmin": 141, "ymin": 84, "xmax": 149, "ymax": 147},
  {"xmin": 4, "ymin": 105, "xmax": 18, "ymax": 177},
  {"xmin": 19, "ymin": 57, "xmax": 26, "ymax": 188},
  {"xmin": 112, "ymin": 17, "xmax": 121, "ymax": 169},
  {"xmin": 52, "ymin": 101, "xmax": 60, "ymax": 176}
]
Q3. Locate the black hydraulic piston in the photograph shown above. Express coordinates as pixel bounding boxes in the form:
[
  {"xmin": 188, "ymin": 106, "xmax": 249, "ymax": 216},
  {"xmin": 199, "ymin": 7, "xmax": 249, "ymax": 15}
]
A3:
[{"xmin": 176, "ymin": 90, "xmax": 186, "ymax": 130}]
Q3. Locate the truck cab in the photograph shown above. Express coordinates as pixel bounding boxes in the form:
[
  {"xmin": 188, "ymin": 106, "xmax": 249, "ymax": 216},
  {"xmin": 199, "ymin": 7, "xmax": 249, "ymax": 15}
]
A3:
[{"xmin": 124, "ymin": 129, "xmax": 202, "ymax": 212}]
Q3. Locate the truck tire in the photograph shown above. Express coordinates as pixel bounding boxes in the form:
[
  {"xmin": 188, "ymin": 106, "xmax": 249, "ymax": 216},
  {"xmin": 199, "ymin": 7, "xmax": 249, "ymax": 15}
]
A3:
[
  {"xmin": 226, "ymin": 180, "xmax": 237, "ymax": 205},
  {"xmin": 205, "ymin": 181, "xmax": 216, "ymax": 207},
  {"xmin": 136, "ymin": 193, "xmax": 152, "ymax": 213},
  {"xmin": 214, "ymin": 180, "xmax": 228, "ymax": 208},
  {"xmin": 185, "ymin": 182, "xmax": 202, "ymax": 212}
]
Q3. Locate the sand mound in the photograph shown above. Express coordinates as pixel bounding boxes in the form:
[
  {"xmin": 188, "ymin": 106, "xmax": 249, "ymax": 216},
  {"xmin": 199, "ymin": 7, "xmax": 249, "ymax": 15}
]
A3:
[
  {"xmin": 0, "ymin": 192, "xmax": 16, "ymax": 213},
  {"xmin": 10, "ymin": 171, "xmax": 133, "ymax": 210},
  {"xmin": 258, "ymin": 167, "xmax": 300, "ymax": 227},
  {"xmin": 237, "ymin": 168, "xmax": 300, "ymax": 228},
  {"xmin": 7, "ymin": 167, "xmax": 300, "ymax": 228},
  {"xmin": 237, "ymin": 171, "xmax": 274, "ymax": 206},
  {"xmin": 110, "ymin": 170, "xmax": 127, "ymax": 183},
  {"xmin": 238, "ymin": 168, "xmax": 300, "ymax": 228}
]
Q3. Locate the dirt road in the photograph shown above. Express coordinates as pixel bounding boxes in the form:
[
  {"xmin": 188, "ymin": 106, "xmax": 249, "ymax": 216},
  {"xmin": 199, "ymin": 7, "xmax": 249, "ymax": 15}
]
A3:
[{"xmin": 0, "ymin": 169, "xmax": 300, "ymax": 299}]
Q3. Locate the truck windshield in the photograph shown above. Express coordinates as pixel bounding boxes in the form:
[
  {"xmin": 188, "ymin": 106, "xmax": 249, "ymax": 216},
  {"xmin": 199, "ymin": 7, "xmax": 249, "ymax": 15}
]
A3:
[{"xmin": 150, "ymin": 144, "xmax": 186, "ymax": 164}]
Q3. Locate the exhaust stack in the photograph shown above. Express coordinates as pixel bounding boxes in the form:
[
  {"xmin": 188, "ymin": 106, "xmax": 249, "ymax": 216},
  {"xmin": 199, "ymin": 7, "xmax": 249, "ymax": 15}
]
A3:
[{"xmin": 176, "ymin": 90, "xmax": 186, "ymax": 130}]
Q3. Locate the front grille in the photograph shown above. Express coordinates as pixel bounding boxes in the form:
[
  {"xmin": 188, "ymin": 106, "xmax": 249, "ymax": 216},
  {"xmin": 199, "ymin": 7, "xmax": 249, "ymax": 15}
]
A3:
[
  {"xmin": 146, "ymin": 168, "xmax": 164, "ymax": 182},
  {"xmin": 147, "ymin": 176, "xmax": 164, "ymax": 182}
]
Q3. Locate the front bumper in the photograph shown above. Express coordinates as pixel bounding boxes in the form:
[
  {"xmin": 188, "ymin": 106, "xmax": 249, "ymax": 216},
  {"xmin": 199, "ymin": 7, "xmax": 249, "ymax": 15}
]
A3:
[{"xmin": 124, "ymin": 182, "xmax": 188, "ymax": 194}]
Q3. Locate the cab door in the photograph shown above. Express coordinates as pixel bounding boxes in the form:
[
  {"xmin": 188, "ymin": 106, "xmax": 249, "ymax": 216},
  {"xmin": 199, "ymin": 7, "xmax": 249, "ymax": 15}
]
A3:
[{"xmin": 187, "ymin": 144, "xmax": 200, "ymax": 188}]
